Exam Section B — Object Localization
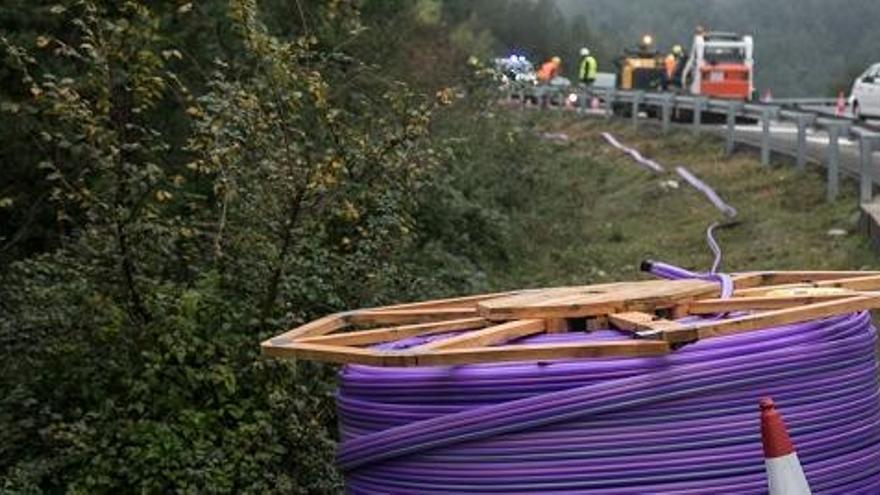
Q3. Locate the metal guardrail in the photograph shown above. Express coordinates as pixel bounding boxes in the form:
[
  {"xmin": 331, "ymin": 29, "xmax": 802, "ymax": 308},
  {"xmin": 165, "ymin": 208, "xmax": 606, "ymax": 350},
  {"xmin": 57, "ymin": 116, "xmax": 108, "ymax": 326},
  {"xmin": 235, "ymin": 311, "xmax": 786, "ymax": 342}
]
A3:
[
  {"xmin": 507, "ymin": 84, "xmax": 880, "ymax": 204},
  {"xmin": 772, "ymin": 98, "xmax": 839, "ymax": 106}
]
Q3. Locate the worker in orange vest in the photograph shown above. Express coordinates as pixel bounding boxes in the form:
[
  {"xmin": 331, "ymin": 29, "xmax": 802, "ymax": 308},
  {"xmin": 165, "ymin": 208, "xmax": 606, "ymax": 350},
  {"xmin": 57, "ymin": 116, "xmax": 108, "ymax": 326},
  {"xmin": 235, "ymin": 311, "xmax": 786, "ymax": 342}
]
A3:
[
  {"xmin": 664, "ymin": 45, "xmax": 684, "ymax": 89},
  {"xmin": 537, "ymin": 56, "xmax": 561, "ymax": 84}
]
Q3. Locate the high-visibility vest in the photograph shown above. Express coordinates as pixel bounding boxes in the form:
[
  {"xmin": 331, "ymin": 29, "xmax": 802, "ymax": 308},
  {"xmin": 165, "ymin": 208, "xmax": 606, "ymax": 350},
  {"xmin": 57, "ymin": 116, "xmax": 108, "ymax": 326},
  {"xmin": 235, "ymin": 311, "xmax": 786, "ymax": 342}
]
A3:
[
  {"xmin": 665, "ymin": 54, "xmax": 677, "ymax": 78},
  {"xmin": 537, "ymin": 61, "xmax": 559, "ymax": 82},
  {"xmin": 580, "ymin": 56, "xmax": 597, "ymax": 81}
]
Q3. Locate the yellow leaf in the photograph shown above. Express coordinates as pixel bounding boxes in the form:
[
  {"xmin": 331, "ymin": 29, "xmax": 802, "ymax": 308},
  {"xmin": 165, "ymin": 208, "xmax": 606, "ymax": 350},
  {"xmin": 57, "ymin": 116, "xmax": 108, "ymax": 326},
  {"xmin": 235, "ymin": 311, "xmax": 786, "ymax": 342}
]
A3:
[{"xmin": 35, "ymin": 36, "xmax": 50, "ymax": 48}]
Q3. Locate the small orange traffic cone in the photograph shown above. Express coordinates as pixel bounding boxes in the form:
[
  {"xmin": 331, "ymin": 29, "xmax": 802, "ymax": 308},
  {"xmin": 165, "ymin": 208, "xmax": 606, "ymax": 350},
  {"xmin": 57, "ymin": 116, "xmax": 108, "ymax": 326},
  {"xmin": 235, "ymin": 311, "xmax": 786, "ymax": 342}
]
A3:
[
  {"xmin": 836, "ymin": 91, "xmax": 846, "ymax": 117},
  {"xmin": 761, "ymin": 398, "xmax": 812, "ymax": 495}
]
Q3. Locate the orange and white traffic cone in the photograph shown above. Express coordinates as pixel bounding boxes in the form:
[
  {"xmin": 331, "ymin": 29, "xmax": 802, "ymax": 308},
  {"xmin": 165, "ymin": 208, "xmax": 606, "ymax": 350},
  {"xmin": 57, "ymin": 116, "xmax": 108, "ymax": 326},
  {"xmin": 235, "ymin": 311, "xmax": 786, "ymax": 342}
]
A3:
[
  {"xmin": 836, "ymin": 91, "xmax": 846, "ymax": 117},
  {"xmin": 761, "ymin": 398, "xmax": 812, "ymax": 495}
]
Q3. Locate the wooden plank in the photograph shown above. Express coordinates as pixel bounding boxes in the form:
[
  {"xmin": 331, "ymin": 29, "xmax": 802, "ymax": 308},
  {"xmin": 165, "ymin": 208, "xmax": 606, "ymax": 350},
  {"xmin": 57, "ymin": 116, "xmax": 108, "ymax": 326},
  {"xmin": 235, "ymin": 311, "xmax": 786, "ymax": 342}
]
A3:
[
  {"xmin": 756, "ymin": 271, "xmax": 880, "ymax": 285},
  {"xmin": 816, "ymin": 274, "xmax": 880, "ymax": 290},
  {"xmin": 733, "ymin": 283, "xmax": 809, "ymax": 297},
  {"xmin": 407, "ymin": 340, "xmax": 670, "ymax": 366},
  {"xmin": 374, "ymin": 290, "xmax": 523, "ymax": 311},
  {"xmin": 261, "ymin": 341, "xmax": 391, "ymax": 366},
  {"xmin": 297, "ymin": 318, "xmax": 488, "ymax": 346},
  {"xmin": 609, "ymin": 312, "xmax": 686, "ymax": 332},
  {"xmin": 476, "ymin": 285, "xmax": 621, "ymax": 313},
  {"xmin": 687, "ymin": 293, "xmax": 855, "ymax": 314},
  {"xmin": 544, "ymin": 318, "xmax": 569, "ymax": 333},
  {"xmin": 586, "ymin": 316, "xmax": 609, "ymax": 331},
  {"xmin": 479, "ymin": 279, "xmax": 719, "ymax": 320},
  {"xmin": 346, "ymin": 307, "xmax": 479, "ymax": 325},
  {"xmin": 608, "ymin": 311, "xmax": 655, "ymax": 331},
  {"xmin": 658, "ymin": 294, "xmax": 880, "ymax": 344},
  {"xmin": 735, "ymin": 273, "xmax": 880, "ymax": 297},
  {"xmin": 415, "ymin": 319, "xmax": 546, "ymax": 351},
  {"xmin": 263, "ymin": 314, "xmax": 348, "ymax": 345},
  {"xmin": 265, "ymin": 339, "xmax": 670, "ymax": 366}
]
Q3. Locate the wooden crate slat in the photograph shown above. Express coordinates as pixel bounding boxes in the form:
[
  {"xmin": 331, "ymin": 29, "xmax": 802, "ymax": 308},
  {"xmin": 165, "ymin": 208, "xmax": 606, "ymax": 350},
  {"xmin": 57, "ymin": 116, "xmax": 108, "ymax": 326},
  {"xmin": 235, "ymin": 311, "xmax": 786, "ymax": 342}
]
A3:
[
  {"xmin": 261, "ymin": 341, "xmax": 390, "ymax": 366},
  {"xmin": 376, "ymin": 291, "xmax": 523, "ymax": 311},
  {"xmin": 346, "ymin": 307, "xmax": 479, "ymax": 325},
  {"xmin": 410, "ymin": 340, "xmax": 671, "ymax": 366},
  {"xmin": 756, "ymin": 271, "xmax": 880, "ymax": 285},
  {"xmin": 415, "ymin": 319, "xmax": 546, "ymax": 351},
  {"xmin": 735, "ymin": 273, "xmax": 880, "ymax": 297},
  {"xmin": 659, "ymin": 294, "xmax": 880, "ymax": 344},
  {"xmin": 479, "ymin": 279, "xmax": 718, "ymax": 320},
  {"xmin": 298, "ymin": 317, "xmax": 489, "ymax": 347},
  {"xmin": 261, "ymin": 270, "xmax": 880, "ymax": 367},
  {"xmin": 815, "ymin": 274, "xmax": 880, "ymax": 290},
  {"xmin": 687, "ymin": 293, "xmax": 856, "ymax": 314},
  {"xmin": 265, "ymin": 314, "xmax": 348, "ymax": 345},
  {"xmin": 609, "ymin": 312, "xmax": 686, "ymax": 332}
]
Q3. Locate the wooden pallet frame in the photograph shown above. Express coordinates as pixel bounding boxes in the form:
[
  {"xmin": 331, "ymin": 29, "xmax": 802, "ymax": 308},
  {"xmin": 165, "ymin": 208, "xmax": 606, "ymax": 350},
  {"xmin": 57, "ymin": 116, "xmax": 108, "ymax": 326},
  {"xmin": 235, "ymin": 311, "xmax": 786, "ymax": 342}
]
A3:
[{"xmin": 261, "ymin": 271, "xmax": 880, "ymax": 367}]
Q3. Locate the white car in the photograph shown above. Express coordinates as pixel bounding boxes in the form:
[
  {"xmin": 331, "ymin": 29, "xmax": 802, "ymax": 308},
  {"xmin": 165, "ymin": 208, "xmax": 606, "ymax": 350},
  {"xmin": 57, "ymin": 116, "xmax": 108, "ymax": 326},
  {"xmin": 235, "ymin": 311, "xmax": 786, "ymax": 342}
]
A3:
[{"xmin": 851, "ymin": 63, "xmax": 880, "ymax": 120}]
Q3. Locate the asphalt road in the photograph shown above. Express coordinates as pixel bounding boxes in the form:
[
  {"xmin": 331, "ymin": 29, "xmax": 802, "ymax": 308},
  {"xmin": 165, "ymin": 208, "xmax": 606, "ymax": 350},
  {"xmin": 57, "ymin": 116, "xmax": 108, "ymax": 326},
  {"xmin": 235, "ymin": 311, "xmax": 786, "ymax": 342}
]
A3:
[
  {"xmin": 562, "ymin": 103, "xmax": 880, "ymax": 185},
  {"xmin": 719, "ymin": 121, "xmax": 880, "ymax": 183}
]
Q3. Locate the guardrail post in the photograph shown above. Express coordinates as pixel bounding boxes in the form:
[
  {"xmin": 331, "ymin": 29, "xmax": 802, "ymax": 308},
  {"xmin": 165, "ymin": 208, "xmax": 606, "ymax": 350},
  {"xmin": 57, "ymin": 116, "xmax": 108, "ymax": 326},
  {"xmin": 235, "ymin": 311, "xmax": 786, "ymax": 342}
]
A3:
[
  {"xmin": 827, "ymin": 125, "xmax": 841, "ymax": 201},
  {"xmin": 760, "ymin": 107, "xmax": 772, "ymax": 166},
  {"xmin": 725, "ymin": 101, "xmax": 737, "ymax": 157},
  {"xmin": 606, "ymin": 88, "xmax": 616, "ymax": 119},
  {"xmin": 580, "ymin": 87, "xmax": 589, "ymax": 113},
  {"xmin": 860, "ymin": 134, "xmax": 877, "ymax": 204},
  {"xmin": 632, "ymin": 91, "xmax": 643, "ymax": 128},
  {"xmin": 794, "ymin": 114, "xmax": 812, "ymax": 172},
  {"xmin": 661, "ymin": 94, "xmax": 673, "ymax": 134},
  {"xmin": 692, "ymin": 97, "xmax": 705, "ymax": 133}
]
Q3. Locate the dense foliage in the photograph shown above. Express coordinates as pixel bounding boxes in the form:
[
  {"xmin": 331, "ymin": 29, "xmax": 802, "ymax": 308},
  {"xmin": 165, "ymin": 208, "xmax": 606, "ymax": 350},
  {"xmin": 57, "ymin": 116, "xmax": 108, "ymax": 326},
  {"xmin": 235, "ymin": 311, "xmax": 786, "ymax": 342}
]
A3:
[{"xmin": 0, "ymin": 1, "xmax": 514, "ymax": 492}]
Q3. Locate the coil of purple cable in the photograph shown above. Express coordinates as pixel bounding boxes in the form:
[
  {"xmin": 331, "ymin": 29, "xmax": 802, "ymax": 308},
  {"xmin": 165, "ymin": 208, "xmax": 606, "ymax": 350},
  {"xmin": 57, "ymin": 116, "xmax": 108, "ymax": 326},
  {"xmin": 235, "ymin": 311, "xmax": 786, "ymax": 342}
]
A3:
[{"xmin": 336, "ymin": 311, "xmax": 880, "ymax": 494}]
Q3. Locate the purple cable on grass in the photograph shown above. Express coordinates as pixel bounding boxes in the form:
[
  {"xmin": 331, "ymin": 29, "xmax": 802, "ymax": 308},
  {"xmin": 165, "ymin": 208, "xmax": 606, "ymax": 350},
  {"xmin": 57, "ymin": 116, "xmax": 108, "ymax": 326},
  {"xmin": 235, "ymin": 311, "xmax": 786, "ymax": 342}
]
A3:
[
  {"xmin": 675, "ymin": 166, "xmax": 738, "ymax": 219},
  {"xmin": 601, "ymin": 132, "xmax": 665, "ymax": 173},
  {"xmin": 336, "ymin": 309, "xmax": 880, "ymax": 494}
]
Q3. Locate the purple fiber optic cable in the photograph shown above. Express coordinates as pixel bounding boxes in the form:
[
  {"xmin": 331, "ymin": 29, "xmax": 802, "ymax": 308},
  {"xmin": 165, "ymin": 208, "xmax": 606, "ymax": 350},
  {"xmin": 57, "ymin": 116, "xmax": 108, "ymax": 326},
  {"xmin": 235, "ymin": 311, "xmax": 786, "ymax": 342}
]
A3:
[
  {"xmin": 601, "ymin": 132, "xmax": 665, "ymax": 173},
  {"xmin": 675, "ymin": 166, "xmax": 738, "ymax": 218},
  {"xmin": 337, "ymin": 311, "xmax": 880, "ymax": 493}
]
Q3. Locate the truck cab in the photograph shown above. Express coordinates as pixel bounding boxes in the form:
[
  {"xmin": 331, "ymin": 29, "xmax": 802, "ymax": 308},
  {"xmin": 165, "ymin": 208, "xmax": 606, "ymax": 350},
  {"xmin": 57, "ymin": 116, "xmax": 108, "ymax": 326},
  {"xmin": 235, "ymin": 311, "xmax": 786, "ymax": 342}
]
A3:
[{"xmin": 681, "ymin": 32, "xmax": 754, "ymax": 100}]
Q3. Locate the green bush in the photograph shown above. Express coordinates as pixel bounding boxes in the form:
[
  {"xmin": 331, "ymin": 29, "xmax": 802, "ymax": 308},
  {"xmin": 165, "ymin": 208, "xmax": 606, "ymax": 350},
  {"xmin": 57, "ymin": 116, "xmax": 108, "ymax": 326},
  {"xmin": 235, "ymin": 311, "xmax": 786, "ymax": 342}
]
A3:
[{"xmin": 0, "ymin": 1, "xmax": 511, "ymax": 492}]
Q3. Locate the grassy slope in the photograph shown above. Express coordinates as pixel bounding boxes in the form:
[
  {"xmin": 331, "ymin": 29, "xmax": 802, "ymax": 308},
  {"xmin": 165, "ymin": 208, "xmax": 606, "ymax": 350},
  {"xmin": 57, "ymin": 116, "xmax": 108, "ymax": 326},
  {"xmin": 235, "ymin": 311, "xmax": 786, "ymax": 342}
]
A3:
[{"xmin": 486, "ymin": 110, "xmax": 878, "ymax": 290}]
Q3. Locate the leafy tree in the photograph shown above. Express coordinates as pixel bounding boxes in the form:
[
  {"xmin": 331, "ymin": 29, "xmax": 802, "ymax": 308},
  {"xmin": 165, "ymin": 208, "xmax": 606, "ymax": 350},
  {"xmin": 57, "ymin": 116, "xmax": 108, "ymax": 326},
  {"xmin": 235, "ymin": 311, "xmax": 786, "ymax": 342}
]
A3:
[{"xmin": 0, "ymin": 0, "xmax": 499, "ymax": 492}]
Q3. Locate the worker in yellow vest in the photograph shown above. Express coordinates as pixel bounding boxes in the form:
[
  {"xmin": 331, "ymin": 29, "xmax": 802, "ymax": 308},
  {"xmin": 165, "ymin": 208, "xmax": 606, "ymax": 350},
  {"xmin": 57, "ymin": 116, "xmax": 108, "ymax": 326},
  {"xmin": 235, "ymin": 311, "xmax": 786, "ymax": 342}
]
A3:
[{"xmin": 579, "ymin": 48, "xmax": 598, "ymax": 86}]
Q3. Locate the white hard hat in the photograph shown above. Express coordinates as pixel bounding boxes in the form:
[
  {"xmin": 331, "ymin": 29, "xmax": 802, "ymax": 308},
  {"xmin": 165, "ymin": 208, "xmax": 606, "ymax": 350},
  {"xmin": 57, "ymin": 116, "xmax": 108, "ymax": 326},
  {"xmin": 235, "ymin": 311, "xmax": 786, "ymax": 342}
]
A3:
[{"xmin": 580, "ymin": 47, "xmax": 590, "ymax": 56}]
